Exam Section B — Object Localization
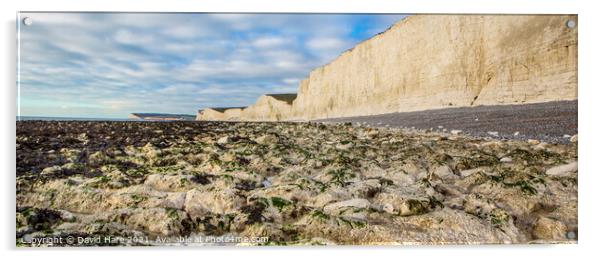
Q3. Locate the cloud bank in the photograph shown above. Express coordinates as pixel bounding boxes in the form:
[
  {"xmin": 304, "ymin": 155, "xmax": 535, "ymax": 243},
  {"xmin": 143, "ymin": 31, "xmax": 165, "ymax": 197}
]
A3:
[{"xmin": 18, "ymin": 13, "xmax": 406, "ymax": 118}]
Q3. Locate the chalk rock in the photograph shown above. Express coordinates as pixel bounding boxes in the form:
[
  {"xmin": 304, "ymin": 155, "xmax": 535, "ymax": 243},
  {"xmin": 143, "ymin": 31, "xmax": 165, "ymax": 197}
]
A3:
[
  {"xmin": 532, "ymin": 217, "xmax": 567, "ymax": 240},
  {"xmin": 433, "ymin": 165, "xmax": 458, "ymax": 180},
  {"xmin": 255, "ymin": 134, "xmax": 278, "ymax": 145},
  {"xmin": 217, "ymin": 136, "xmax": 229, "ymax": 144},
  {"xmin": 545, "ymin": 162, "xmax": 578, "ymax": 177},
  {"xmin": 527, "ymin": 139, "xmax": 540, "ymax": 145},
  {"xmin": 374, "ymin": 193, "xmax": 430, "ymax": 216},
  {"xmin": 184, "ymin": 189, "xmax": 244, "ymax": 217},
  {"xmin": 323, "ymin": 198, "xmax": 371, "ymax": 214},
  {"xmin": 500, "ymin": 157, "xmax": 513, "ymax": 163},
  {"xmin": 41, "ymin": 165, "xmax": 62, "ymax": 177},
  {"xmin": 287, "ymin": 15, "xmax": 577, "ymax": 121}
]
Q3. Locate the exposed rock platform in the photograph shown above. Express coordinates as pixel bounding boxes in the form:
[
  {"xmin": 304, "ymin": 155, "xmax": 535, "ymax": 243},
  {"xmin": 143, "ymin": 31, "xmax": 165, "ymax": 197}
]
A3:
[{"xmin": 17, "ymin": 121, "xmax": 577, "ymax": 246}]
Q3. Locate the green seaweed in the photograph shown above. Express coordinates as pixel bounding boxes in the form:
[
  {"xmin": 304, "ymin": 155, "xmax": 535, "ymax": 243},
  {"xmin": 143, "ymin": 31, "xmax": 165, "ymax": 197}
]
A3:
[
  {"xmin": 327, "ymin": 168, "xmax": 354, "ymax": 187},
  {"xmin": 270, "ymin": 197, "xmax": 293, "ymax": 211},
  {"xmin": 489, "ymin": 209, "xmax": 510, "ymax": 227},
  {"xmin": 165, "ymin": 207, "xmax": 179, "ymax": 219},
  {"xmin": 407, "ymin": 199, "xmax": 429, "ymax": 215},
  {"xmin": 310, "ymin": 210, "xmax": 330, "ymax": 221},
  {"xmin": 509, "ymin": 180, "xmax": 538, "ymax": 195},
  {"xmin": 428, "ymin": 196, "xmax": 444, "ymax": 209}
]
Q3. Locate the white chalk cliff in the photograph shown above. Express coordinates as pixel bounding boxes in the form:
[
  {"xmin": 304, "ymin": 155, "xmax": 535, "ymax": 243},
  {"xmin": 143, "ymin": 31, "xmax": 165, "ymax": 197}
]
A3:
[
  {"xmin": 240, "ymin": 94, "xmax": 297, "ymax": 121},
  {"xmin": 196, "ymin": 107, "xmax": 245, "ymax": 121},
  {"xmin": 197, "ymin": 15, "xmax": 577, "ymax": 121}
]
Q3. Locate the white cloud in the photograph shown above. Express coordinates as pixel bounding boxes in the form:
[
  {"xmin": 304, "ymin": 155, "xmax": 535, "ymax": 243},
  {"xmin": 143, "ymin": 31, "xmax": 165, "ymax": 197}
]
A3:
[
  {"xmin": 252, "ymin": 36, "xmax": 290, "ymax": 48},
  {"xmin": 114, "ymin": 29, "xmax": 155, "ymax": 45},
  {"xmin": 306, "ymin": 37, "xmax": 348, "ymax": 50},
  {"xmin": 282, "ymin": 78, "xmax": 300, "ymax": 85},
  {"xmin": 161, "ymin": 25, "xmax": 213, "ymax": 39},
  {"xmin": 18, "ymin": 12, "xmax": 406, "ymax": 117}
]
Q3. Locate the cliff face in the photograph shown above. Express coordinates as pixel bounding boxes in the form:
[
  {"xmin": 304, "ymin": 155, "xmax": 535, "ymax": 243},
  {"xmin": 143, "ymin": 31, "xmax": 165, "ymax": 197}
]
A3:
[
  {"xmin": 196, "ymin": 109, "xmax": 224, "ymax": 121},
  {"xmin": 239, "ymin": 94, "xmax": 296, "ymax": 121},
  {"xmin": 223, "ymin": 108, "xmax": 244, "ymax": 120},
  {"xmin": 289, "ymin": 15, "xmax": 577, "ymax": 120},
  {"xmin": 196, "ymin": 107, "xmax": 246, "ymax": 121},
  {"xmin": 195, "ymin": 15, "xmax": 577, "ymax": 122}
]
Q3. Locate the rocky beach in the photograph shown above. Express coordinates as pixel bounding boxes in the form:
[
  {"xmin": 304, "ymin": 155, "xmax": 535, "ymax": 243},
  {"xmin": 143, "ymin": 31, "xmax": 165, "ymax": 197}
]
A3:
[
  {"xmin": 13, "ymin": 10, "xmax": 581, "ymax": 250},
  {"xmin": 16, "ymin": 120, "xmax": 578, "ymax": 246},
  {"xmin": 319, "ymin": 100, "xmax": 578, "ymax": 144}
]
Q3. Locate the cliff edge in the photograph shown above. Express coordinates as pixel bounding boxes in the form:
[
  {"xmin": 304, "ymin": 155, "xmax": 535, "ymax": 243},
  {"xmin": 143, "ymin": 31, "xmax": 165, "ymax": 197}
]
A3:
[{"xmin": 289, "ymin": 14, "xmax": 577, "ymax": 120}]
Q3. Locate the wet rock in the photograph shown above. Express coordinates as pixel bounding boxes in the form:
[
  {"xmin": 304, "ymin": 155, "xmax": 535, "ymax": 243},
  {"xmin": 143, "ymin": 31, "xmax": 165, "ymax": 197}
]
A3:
[
  {"xmin": 532, "ymin": 217, "xmax": 567, "ymax": 240},
  {"xmin": 58, "ymin": 210, "xmax": 76, "ymax": 222},
  {"xmin": 463, "ymin": 194, "xmax": 496, "ymax": 218},
  {"xmin": 261, "ymin": 178, "xmax": 272, "ymax": 188},
  {"xmin": 217, "ymin": 136, "xmax": 229, "ymax": 144},
  {"xmin": 60, "ymin": 148, "xmax": 82, "ymax": 163},
  {"xmin": 122, "ymin": 207, "xmax": 189, "ymax": 236},
  {"xmin": 184, "ymin": 188, "xmax": 244, "ymax": 217},
  {"xmin": 433, "ymin": 165, "xmax": 458, "ymax": 180},
  {"xmin": 77, "ymin": 133, "xmax": 89, "ymax": 143},
  {"xmin": 310, "ymin": 190, "xmax": 352, "ymax": 208},
  {"xmin": 162, "ymin": 192, "xmax": 187, "ymax": 210},
  {"xmin": 434, "ymin": 183, "xmax": 464, "ymax": 197},
  {"xmin": 89, "ymin": 151, "xmax": 109, "ymax": 165},
  {"xmin": 397, "ymin": 199, "xmax": 429, "ymax": 216},
  {"xmin": 459, "ymin": 168, "xmax": 483, "ymax": 178},
  {"xmin": 255, "ymin": 134, "xmax": 278, "ymax": 145},
  {"xmin": 545, "ymin": 162, "xmax": 578, "ymax": 177},
  {"xmin": 500, "ymin": 157, "xmax": 513, "ymax": 163},
  {"xmin": 346, "ymin": 179, "xmax": 381, "ymax": 198},
  {"xmin": 366, "ymin": 129, "xmax": 379, "ymax": 138},
  {"xmin": 41, "ymin": 165, "xmax": 62, "ymax": 177},
  {"xmin": 142, "ymin": 143, "xmax": 162, "ymax": 158},
  {"xmin": 17, "ymin": 207, "xmax": 63, "ymax": 232},
  {"xmin": 335, "ymin": 141, "xmax": 354, "ymax": 150},
  {"xmin": 16, "ymin": 120, "xmax": 578, "ymax": 245},
  {"xmin": 61, "ymin": 162, "xmax": 83, "ymax": 172},
  {"xmin": 323, "ymin": 198, "xmax": 370, "ymax": 214},
  {"xmin": 527, "ymin": 139, "xmax": 540, "ymax": 145},
  {"xmin": 534, "ymin": 142, "xmax": 549, "ymax": 151},
  {"xmin": 487, "ymin": 131, "xmax": 499, "ymax": 137},
  {"xmin": 374, "ymin": 193, "xmax": 430, "ymax": 216}
]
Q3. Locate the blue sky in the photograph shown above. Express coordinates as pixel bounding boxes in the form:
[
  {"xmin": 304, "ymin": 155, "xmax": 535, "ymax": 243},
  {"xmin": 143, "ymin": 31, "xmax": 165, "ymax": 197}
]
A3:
[{"xmin": 18, "ymin": 13, "xmax": 406, "ymax": 118}]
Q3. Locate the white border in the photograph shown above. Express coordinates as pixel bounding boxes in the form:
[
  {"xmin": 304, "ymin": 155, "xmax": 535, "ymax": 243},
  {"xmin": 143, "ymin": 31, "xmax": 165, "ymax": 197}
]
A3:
[{"xmin": 2, "ymin": 1, "xmax": 601, "ymax": 259}]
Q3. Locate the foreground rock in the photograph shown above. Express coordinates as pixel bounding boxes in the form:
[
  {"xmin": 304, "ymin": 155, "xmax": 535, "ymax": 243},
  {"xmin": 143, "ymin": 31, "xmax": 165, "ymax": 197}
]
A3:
[{"xmin": 16, "ymin": 121, "xmax": 577, "ymax": 246}]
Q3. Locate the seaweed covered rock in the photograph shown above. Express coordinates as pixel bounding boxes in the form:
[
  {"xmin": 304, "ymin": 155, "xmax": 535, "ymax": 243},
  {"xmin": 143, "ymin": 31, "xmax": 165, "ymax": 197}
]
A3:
[{"xmin": 16, "ymin": 121, "xmax": 577, "ymax": 245}]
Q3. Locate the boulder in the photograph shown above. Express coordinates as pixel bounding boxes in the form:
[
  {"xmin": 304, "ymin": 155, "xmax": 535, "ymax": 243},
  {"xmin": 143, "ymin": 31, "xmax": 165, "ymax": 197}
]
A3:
[
  {"xmin": 184, "ymin": 188, "xmax": 244, "ymax": 218},
  {"xmin": 323, "ymin": 198, "xmax": 371, "ymax": 214},
  {"xmin": 217, "ymin": 136, "xmax": 229, "ymax": 144},
  {"xmin": 545, "ymin": 162, "xmax": 578, "ymax": 177},
  {"xmin": 532, "ymin": 217, "xmax": 567, "ymax": 240}
]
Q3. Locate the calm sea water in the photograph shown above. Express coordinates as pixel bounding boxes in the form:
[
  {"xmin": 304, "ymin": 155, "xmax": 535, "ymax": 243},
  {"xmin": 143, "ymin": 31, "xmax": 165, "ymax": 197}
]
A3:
[{"xmin": 17, "ymin": 116, "xmax": 135, "ymax": 121}]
